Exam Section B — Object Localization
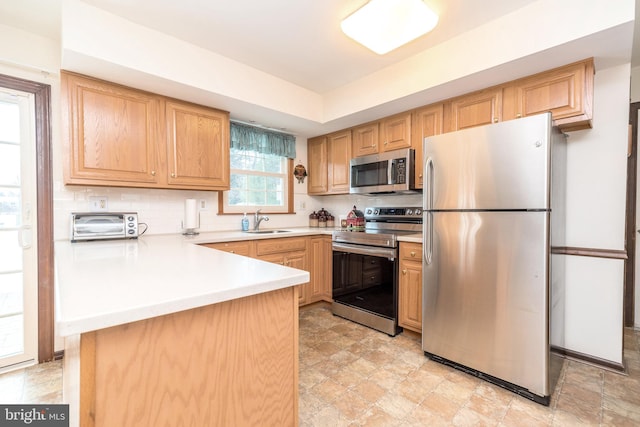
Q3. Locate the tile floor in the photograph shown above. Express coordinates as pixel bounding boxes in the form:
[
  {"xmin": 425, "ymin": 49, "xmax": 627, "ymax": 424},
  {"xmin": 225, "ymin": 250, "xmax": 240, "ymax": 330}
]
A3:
[
  {"xmin": 1, "ymin": 304, "xmax": 639, "ymax": 426},
  {"xmin": 299, "ymin": 304, "xmax": 640, "ymax": 426}
]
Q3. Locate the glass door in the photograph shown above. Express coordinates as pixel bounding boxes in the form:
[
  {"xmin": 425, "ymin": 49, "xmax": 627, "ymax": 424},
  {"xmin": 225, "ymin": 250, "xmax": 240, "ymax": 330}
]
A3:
[{"xmin": 0, "ymin": 88, "xmax": 38, "ymax": 371}]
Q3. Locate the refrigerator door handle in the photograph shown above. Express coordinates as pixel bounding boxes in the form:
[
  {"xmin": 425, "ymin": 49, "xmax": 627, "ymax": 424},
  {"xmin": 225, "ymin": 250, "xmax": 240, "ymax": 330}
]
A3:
[
  {"xmin": 425, "ymin": 157, "xmax": 434, "ymax": 211},
  {"xmin": 424, "ymin": 157, "xmax": 434, "ymax": 265},
  {"xmin": 425, "ymin": 212, "xmax": 433, "ymax": 265}
]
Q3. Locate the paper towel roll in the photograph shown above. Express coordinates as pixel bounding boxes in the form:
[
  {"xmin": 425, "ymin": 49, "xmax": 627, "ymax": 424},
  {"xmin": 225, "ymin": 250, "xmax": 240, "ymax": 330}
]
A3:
[{"xmin": 184, "ymin": 199, "xmax": 198, "ymax": 229}]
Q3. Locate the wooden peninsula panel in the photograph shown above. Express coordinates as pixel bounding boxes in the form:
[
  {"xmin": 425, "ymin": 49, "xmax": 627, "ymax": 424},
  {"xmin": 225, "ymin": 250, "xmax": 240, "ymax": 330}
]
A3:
[{"xmin": 79, "ymin": 287, "xmax": 299, "ymax": 427}]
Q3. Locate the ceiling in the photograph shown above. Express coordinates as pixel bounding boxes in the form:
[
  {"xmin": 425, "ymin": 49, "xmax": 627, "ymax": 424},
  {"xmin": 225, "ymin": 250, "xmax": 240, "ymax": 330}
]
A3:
[
  {"xmin": 0, "ymin": 0, "xmax": 637, "ymax": 136},
  {"xmin": 0, "ymin": 0, "xmax": 542, "ymax": 93}
]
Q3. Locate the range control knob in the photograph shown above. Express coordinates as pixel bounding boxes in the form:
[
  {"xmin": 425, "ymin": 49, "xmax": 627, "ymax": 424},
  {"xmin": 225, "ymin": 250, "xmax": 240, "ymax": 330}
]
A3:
[
  {"xmin": 366, "ymin": 208, "xmax": 373, "ymax": 215},
  {"xmin": 374, "ymin": 209, "xmax": 379, "ymax": 215},
  {"xmin": 406, "ymin": 209, "xmax": 413, "ymax": 215},
  {"xmin": 415, "ymin": 208, "xmax": 422, "ymax": 215}
]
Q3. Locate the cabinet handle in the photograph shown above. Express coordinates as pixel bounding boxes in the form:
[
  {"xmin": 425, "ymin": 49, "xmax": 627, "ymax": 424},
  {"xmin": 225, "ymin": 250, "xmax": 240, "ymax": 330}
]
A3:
[
  {"xmin": 229, "ymin": 250, "xmax": 235, "ymax": 254},
  {"xmin": 402, "ymin": 269, "xmax": 407, "ymax": 275},
  {"xmin": 151, "ymin": 170, "xmax": 156, "ymax": 176},
  {"xmin": 493, "ymin": 117, "xmax": 498, "ymax": 123},
  {"xmin": 279, "ymin": 262, "xmax": 284, "ymax": 265},
  {"xmin": 171, "ymin": 172, "xmax": 176, "ymax": 178},
  {"xmin": 384, "ymin": 141, "xmax": 388, "ymax": 145},
  {"xmin": 410, "ymin": 251, "xmax": 416, "ymax": 257},
  {"xmin": 516, "ymin": 113, "xmax": 522, "ymax": 118},
  {"xmin": 418, "ymin": 174, "xmax": 423, "ymax": 179}
]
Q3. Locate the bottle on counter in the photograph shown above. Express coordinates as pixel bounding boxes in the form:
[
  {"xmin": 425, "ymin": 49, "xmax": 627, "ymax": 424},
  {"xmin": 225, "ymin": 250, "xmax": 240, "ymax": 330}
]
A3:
[
  {"xmin": 309, "ymin": 211, "xmax": 318, "ymax": 227},
  {"xmin": 241, "ymin": 213, "xmax": 249, "ymax": 231}
]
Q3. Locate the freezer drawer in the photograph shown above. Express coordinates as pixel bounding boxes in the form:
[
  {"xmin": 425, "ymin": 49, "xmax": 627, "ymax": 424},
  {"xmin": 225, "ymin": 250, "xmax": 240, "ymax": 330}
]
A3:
[{"xmin": 422, "ymin": 211, "xmax": 551, "ymax": 397}]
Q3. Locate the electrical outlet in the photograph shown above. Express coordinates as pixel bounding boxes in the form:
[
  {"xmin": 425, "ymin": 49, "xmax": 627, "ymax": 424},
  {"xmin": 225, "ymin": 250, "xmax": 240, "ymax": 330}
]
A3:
[
  {"xmin": 200, "ymin": 199, "xmax": 206, "ymax": 209},
  {"xmin": 89, "ymin": 196, "xmax": 108, "ymax": 212}
]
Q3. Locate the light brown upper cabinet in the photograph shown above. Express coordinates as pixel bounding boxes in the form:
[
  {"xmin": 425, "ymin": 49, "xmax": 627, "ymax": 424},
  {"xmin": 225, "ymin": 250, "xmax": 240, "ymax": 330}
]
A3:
[
  {"xmin": 380, "ymin": 112, "xmax": 412, "ymax": 152},
  {"xmin": 165, "ymin": 100, "xmax": 229, "ymax": 189},
  {"xmin": 327, "ymin": 130, "xmax": 352, "ymax": 194},
  {"xmin": 62, "ymin": 72, "xmax": 162, "ymax": 186},
  {"xmin": 352, "ymin": 122, "xmax": 379, "ymax": 157},
  {"xmin": 307, "ymin": 136, "xmax": 329, "ymax": 195},
  {"xmin": 444, "ymin": 88, "xmax": 503, "ymax": 133},
  {"xmin": 502, "ymin": 58, "xmax": 594, "ymax": 132},
  {"xmin": 307, "ymin": 131, "xmax": 352, "ymax": 195},
  {"xmin": 62, "ymin": 71, "xmax": 230, "ymax": 190},
  {"xmin": 411, "ymin": 104, "xmax": 444, "ymax": 189}
]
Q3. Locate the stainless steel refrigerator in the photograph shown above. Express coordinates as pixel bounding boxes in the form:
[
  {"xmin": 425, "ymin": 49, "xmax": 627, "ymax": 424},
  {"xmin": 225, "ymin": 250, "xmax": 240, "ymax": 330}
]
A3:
[{"xmin": 422, "ymin": 112, "xmax": 565, "ymax": 405}]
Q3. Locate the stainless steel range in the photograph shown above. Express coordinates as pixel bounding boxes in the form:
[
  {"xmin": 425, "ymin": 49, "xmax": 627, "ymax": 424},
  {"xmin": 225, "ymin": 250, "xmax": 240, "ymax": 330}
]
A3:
[{"xmin": 331, "ymin": 207, "xmax": 422, "ymax": 336}]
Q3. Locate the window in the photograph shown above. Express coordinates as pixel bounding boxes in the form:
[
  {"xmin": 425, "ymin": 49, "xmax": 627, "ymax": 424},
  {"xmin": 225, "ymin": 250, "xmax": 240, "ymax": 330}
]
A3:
[
  {"xmin": 220, "ymin": 122, "xmax": 295, "ymax": 214},
  {"xmin": 222, "ymin": 148, "xmax": 291, "ymax": 213}
]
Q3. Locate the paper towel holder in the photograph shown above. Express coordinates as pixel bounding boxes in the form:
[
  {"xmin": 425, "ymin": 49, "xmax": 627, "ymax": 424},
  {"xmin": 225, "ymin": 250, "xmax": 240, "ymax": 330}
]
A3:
[
  {"xmin": 182, "ymin": 223, "xmax": 199, "ymax": 236},
  {"xmin": 182, "ymin": 198, "xmax": 200, "ymax": 236}
]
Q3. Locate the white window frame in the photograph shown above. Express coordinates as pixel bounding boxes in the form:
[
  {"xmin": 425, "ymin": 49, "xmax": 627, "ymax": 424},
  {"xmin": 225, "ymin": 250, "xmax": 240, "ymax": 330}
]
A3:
[{"xmin": 221, "ymin": 149, "xmax": 291, "ymax": 214}]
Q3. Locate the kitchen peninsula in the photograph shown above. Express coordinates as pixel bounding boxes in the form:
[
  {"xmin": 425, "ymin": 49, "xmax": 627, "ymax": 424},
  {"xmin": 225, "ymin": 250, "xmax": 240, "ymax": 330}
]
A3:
[{"xmin": 55, "ymin": 232, "xmax": 311, "ymax": 427}]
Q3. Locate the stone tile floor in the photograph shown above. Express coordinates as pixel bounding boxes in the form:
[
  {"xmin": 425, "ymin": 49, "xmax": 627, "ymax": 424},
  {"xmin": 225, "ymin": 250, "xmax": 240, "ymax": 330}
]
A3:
[
  {"xmin": 299, "ymin": 304, "xmax": 640, "ymax": 426},
  {"xmin": 1, "ymin": 303, "xmax": 639, "ymax": 426}
]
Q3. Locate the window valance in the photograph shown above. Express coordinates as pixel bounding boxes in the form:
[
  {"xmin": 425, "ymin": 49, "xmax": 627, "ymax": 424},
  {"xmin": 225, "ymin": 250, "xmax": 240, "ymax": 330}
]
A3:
[{"xmin": 230, "ymin": 121, "xmax": 296, "ymax": 159}]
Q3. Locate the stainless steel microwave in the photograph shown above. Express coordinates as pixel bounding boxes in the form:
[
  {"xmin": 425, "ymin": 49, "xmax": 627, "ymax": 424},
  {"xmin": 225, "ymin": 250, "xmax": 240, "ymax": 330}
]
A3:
[
  {"xmin": 349, "ymin": 148, "xmax": 417, "ymax": 194},
  {"xmin": 71, "ymin": 212, "xmax": 139, "ymax": 242}
]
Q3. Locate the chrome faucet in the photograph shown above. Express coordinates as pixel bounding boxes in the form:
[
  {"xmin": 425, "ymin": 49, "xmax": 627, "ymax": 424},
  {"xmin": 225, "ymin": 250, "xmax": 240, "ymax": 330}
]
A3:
[{"xmin": 254, "ymin": 209, "xmax": 269, "ymax": 230}]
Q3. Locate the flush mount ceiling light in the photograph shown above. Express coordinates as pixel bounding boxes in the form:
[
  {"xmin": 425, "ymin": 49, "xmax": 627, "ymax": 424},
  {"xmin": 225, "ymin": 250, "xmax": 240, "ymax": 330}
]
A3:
[{"xmin": 341, "ymin": 0, "xmax": 439, "ymax": 55}]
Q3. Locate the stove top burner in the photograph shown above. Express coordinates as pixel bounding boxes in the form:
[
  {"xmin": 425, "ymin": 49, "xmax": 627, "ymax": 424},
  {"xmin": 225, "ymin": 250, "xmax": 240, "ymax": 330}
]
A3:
[{"xmin": 333, "ymin": 206, "xmax": 422, "ymax": 248}]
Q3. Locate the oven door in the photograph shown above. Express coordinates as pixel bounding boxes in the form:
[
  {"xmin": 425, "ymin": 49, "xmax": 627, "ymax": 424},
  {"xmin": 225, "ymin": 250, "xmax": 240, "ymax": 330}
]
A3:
[{"xmin": 331, "ymin": 242, "xmax": 400, "ymax": 335}]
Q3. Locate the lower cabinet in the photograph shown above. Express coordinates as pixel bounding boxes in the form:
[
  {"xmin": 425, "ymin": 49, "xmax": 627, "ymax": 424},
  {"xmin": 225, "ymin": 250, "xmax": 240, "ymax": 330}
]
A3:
[
  {"xmin": 202, "ymin": 235, "xmax": 332, "ymax": 306},
  {"xmin": 398, "ymin": 242, "xmax": 423, "ymax": 333},
  {"xmin": 308, "ymin": 236, "xmax": 333, "ymax": 304}
]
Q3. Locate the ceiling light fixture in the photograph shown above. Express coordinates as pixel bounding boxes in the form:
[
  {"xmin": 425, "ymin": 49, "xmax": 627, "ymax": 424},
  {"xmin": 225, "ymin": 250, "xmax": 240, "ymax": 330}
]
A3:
[{"xmin": 341, "ymin": 0, "xmax": 439, "ymax": 55}]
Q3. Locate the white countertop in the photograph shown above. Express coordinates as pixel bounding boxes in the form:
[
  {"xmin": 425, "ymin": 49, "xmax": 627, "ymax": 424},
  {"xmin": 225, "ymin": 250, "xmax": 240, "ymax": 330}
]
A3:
[
  {"xmin": 55, "ymin": 229, "xmax": 326, "ymax": 336},
  {"xmin": 55, "ymin": 227, "xmax": 423, "ymax": 336},
  {"xmin": 398, "ymin": 233, "xmax": 423, "ymax": 244}
]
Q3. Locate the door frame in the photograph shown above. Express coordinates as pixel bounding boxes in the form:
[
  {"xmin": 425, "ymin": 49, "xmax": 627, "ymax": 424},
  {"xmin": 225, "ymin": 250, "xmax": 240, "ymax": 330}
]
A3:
[
  {"xmin": 0, "ymin": 73, "xmax": 53, "ymax": 362},
  {"xmin": 626, "ymin": 102, "xmax": 639, "ymax": 327}
]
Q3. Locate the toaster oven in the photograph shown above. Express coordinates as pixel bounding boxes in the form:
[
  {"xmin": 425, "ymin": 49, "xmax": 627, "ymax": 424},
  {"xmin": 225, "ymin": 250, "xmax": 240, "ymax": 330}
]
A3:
[{"xmin": 71, "ymin": 212, "xmax": 139, "ymax": 242}]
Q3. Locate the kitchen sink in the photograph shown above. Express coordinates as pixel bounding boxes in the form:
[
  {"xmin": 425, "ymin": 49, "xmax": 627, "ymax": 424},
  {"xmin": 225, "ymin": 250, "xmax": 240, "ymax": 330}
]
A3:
[{"xmin": 244, "ymin": 230, "xmax": 291, "ymax": 234}]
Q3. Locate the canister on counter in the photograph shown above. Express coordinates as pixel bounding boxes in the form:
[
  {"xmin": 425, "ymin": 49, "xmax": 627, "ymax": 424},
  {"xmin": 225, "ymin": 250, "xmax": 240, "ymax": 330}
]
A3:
[
  {"xmin": 309, "ymin": 211, "xmax": 318, "ymax": 227},
  {"xmin": 327, "ymin": 215, "xmax": 335, "ymax": 228}
]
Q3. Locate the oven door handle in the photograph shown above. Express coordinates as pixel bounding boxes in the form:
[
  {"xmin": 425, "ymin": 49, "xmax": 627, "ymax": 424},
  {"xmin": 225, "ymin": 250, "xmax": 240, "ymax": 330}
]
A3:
[{"xmin": 332, "ymin": 242, "xmax": 396, "ymax": 260}]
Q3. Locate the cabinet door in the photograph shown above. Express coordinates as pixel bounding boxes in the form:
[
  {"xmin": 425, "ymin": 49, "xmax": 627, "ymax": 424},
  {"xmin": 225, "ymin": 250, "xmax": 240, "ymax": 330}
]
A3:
[
  {"xmin": 445, "ymin": 88, "xmax": 502, "ymax": 132},
  {"xmin": 399, "ymin": 260, "xmax": 422, "ymax": 333},
  {"xmin": 380, "ymin": 112, "xmax": 412, "ymax": 152},
  {"xmin": 327, "ymin": 130, "xmax": 352, "ymax": 194},
  {"xmin": 284, "ymin": 251, "xmax": 308, "ymax": 305},
  {"xmin": 411, "ymin": 104, "xmax": 443, "ymax": 189},
  {"xmin": 166, "ymin": 100, "xmax": 230, "ymax": 189},
  {"xmin": 503, "ymin": 59, "xmax": 594, "ymax": 132},
  {"xmin": 307, "ymin": 136, "xmax": 328, "ymax": 194},
  {"xmin": 308, "ymin": 236, "xmax": 332, "ymax": 304},
  {"xmin": 352, "ymin": 122, "xmax": 379, "ymax": 157},
  {"xmin": 62, "ymin": 72, "xmax": 161, "ymax": 186}
]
